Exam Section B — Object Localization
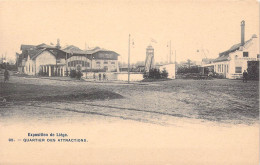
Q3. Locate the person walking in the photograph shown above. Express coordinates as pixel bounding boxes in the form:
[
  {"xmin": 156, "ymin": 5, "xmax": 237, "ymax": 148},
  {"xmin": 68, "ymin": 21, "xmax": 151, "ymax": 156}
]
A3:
[
  {"xmin": 99, "ymin": 73, "xmax": 101, "ymax": 81},
  {"xmin": 243, "ymin": 70, "xmax": 248, "ymax": 83},
  {"xmin": 103, "ymin": 73, "xmax": 106, "ymax": 81},
  {"xmin": 4, "ymin": 68, "xmax": 9, "ymax": 83}
]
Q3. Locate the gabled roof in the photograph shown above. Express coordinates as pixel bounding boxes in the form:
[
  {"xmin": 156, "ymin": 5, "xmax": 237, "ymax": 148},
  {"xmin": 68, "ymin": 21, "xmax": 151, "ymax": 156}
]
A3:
[
  {"xmin": 20, "ymin": 45, "xmax": 35, "ymax": 51},
  {"xmin": 219, "ymin": 39, "xmax": 251, "ymax": 57},
  {"xmin": 36, "ymin": 43, "xmax": 56, "ymax": 49},
  {"xmin": 62, "ymin": 45, "xmax": 82, "ymax": 51},
  {"xmin": 26, "ymin": 49, "xmax": 56, "ymax": 60},
  {"xmin": 213, "ymin": 55, "xmax": 229, "ymax": 63},
  {"xmin": 61, "ymin": 45, "xmax": 86, "ymax": 55},
  {"xmin": 84, "ymin": 47, "xmax": 119, "ymax": 55},
  {"xmin": 28, "ymin": 49, "xmax": 45, "ymax": 59}
]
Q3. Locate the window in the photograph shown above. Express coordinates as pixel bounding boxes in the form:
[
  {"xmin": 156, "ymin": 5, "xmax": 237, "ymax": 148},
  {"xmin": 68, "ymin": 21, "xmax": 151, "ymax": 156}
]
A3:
[
  {"xmin": 243, "ymin": 52, "xmax": 248, "ymax": 57},
  {"xmin": 96, "ymin": 62, "xmax": 100, "ymax": 64},
  {"xmin": 227, "ymin": 65, "xmax": 229, "ymax": 73},
  {"xmin": 257, "ymin": 54, "xmax": 260, "ymax": 58},
  {"xmin": 85, "ymin": 62, "xmax": 90, "ymax": 67},
  {"xmin": 104, "ymin": 62, "xmax": 108, "ymax": 64},
  {"xmin": 222, "ymin": 64, "xmax": 223, "ymax": 72},
  {"xmin": 111, "ymin": 62, "xmax": 115, "ymax": 64},
  {"xmin": 235, "ymin": 67, "xmax": 242, "ymax": 73},
  {"xmin": 29, "ymin": 64, "xmax": 30, "ymax": 72}
]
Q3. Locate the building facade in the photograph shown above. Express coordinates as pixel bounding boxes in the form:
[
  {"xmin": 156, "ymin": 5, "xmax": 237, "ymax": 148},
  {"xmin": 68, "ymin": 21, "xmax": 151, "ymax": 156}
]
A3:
[
  {"xmin": 203, "ymin": 21, "xmax": 259, "ymax": 79},
  {"xmin": 16, "ymin": 43, "xmax": 120, "ymax": 76}
]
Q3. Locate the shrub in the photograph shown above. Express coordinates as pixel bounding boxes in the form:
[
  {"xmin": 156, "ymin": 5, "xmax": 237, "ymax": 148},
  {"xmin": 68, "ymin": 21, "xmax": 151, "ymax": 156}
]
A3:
[
  {"xmin": 70, "ymin": 70, "xmax": 83, "ymax": 79},
  {"xmin": 177, "ymin": 66, "xmax": 199, "ymax": 74},
  {"xmin": 143, "ymin": 68, "xmax": 168, "ymax": 79},
  {"xmin": 161, "ymin": 68, "xmax": 168, "ymax": 78},
  {"xmin": 76, "ymin": 71, "xmax": 83, "ymax": 80},
  {"xmin": 38, "ymin": 70, "xmax": 48, "ymax": 76},
  {"xmin": 70, "ymin": 70, "xmax": 77, "ymax": 78},
  {"xmin": 212, "ymin": 72, "xmax": 225, "ymax": 79}
]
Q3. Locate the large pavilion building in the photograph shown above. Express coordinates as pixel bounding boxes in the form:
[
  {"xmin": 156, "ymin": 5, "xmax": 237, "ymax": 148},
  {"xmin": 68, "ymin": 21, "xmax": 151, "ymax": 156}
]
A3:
[{"xmin": 16, "ymin": 42, "xmax": 120, "ymax": 76}]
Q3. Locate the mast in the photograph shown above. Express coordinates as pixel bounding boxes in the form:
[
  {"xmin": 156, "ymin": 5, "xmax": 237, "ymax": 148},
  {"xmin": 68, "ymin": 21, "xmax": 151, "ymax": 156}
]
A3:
[{"xmin": 128, "ymin": 34, "xmax": 130, "ymax": 84}]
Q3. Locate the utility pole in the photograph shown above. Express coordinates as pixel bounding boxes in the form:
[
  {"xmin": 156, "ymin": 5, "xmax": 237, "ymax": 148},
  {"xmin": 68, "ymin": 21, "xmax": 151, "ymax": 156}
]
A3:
[
  {"xmin": 128, "ymin": 34, "xmax": 130, "ymax": 83},
  {"xmin": 175, "ymin": 50, "xmax": 176, "ymax": 65},
  {"xmin": 169, "ymin": 40, "xmax": 171, "ymax": 63},
  {"xmin": 66, "ymin": 52, "xmax": 68, "ymax": 76}
]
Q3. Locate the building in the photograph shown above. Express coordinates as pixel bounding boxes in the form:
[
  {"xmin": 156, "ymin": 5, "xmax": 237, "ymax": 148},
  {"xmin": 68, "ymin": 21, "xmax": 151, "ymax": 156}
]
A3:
[
  {"xmin": 16, "ymin": 41, "xmax": 120, "ymax": 76},
  {"xmin": 202, "ymin": 21, "xmax": 259, "ymax": 79},
  {"xmin": 86, "ymin": 47, "xmax": 119, "ymax": 72},
  {"xmin": 157, "ymin": 63, "xmax": 176, "ymax": 79}
]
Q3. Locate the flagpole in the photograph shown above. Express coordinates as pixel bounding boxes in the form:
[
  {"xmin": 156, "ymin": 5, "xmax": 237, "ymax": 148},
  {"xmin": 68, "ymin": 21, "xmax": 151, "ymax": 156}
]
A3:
[
  {"xmin": 169, "ymin": 40, "xmax": 171, "ymax": 63},
  {"xmin": 128, "ymin": 34, "xmax": 130, "ymax": 84},
  {"xmin": 175, "ymin": 50, "xmax": 176, "ymax": 65}
]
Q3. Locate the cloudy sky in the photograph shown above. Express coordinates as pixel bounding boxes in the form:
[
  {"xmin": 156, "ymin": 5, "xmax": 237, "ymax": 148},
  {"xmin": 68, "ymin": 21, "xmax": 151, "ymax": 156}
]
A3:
[{"xmin": 0, "ymin": 0, "xmax": 259, "ymax": 64}]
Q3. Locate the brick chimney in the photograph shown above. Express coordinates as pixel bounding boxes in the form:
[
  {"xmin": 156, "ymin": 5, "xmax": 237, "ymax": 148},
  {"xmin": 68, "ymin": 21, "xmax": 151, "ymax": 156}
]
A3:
[{"xmin": 241, "ymin": 20, "xmax": 245, "ymax": 46}]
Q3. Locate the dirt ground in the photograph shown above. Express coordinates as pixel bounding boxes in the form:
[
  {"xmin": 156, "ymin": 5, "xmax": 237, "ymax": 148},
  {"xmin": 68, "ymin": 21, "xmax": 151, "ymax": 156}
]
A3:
[
  {"xmin": 0, "ymin": 75, "xmax": 258, "ymax": 124},
  {"xmin": 0, "ymin": 75, "xmax": 259, "ymax": 165}
]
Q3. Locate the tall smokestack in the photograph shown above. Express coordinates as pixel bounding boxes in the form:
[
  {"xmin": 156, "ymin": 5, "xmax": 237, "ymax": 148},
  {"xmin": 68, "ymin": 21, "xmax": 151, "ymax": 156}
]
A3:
[{"xmin": 241, "ymin": 20, "xmax": 245, "ymax": 46}]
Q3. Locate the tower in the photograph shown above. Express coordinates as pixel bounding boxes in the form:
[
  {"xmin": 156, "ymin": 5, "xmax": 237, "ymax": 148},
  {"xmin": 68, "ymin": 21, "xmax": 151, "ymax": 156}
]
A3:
[
  {"xmin": 144, "ymin": 45, "xmax": 155, "ymax": 72},
  {"xmin": 56, "ymin": 38, "xmax": 61, "ymax": 49}
]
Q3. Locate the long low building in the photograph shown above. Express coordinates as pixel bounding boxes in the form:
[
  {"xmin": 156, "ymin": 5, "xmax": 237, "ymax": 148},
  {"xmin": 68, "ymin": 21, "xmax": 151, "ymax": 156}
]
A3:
[{"xmin": 16, "ymin": 42, "xmax": 120, "ymax": 76}]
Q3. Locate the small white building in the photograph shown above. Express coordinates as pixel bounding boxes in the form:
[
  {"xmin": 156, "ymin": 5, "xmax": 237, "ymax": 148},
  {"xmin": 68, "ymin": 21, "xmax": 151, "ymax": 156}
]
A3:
[
  {"xmin": 203, "ymin": 21, "xmax": 259, "ymax": 79},
  {"xmin": 158, "ymin": 63, "xmax": 176, "ymax": 79}
]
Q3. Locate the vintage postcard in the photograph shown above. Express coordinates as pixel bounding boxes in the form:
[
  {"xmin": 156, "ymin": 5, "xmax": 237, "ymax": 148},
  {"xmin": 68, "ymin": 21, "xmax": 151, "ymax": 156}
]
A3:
[{"xmin": 0, "ymin": 0, "xmax": 259, "ymax": 164}]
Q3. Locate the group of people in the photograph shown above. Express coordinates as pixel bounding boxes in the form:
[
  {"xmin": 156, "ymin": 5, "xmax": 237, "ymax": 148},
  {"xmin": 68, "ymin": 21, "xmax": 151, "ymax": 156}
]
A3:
[{"xmin": 93, "ymin": 73, "xmax": 107, "ymax": 81}]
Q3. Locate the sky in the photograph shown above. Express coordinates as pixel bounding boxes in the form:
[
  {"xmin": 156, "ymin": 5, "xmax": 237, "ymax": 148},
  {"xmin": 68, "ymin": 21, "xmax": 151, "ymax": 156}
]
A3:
[{"xmin": 0, "ymin": 0, "xmax": 259, "ymax": 64}]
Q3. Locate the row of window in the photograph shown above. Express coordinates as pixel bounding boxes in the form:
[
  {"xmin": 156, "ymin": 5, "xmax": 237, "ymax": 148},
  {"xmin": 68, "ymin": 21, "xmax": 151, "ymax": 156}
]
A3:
[
  {"xmin": 216, "ymin": 64, "xmax": 229, "ymax": 73},
  {"xmin": 96, "ymin": 61, "xmax": 115, "ymax": 65},
  {"xmin": 96, "ymin": 53, "xmax": 116, "ymax": 59},
  {"xmin": 216, "ymin": 65, "xmax": 242, "ymax": 73},
  {"xmin": 26, "ymin": 63, "xmax": 33, "ymax": 73},
  {"xmin": 68, "ymin": 60, "xmax": 90, "ymax": 67}
]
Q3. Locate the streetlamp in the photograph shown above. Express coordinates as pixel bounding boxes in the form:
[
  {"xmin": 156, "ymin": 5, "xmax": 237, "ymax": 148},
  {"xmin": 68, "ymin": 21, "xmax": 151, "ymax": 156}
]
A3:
[{"xmin": 128, "ymin": 34, "xmax": 130, "ymax": 84}]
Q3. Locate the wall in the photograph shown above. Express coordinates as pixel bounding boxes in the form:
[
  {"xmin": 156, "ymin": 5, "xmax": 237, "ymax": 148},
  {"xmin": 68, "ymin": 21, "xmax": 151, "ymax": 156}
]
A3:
[
  {"xmin": 24, "ymin": 56, "xmax": 35, "ymax": 75},
  {"xmin": 92, "ymin": 59, "xmax": 118, "ymax": 72},
  {"xmin": 67, "ymin": 56, "xmax": 90, "ymax": 71},
  {"xmin": 35, "ymin": 51, "xmax": 56, "ymax": 75},
  {"xmin": 159, "ymin": 63, "xmax": 175, "ymax": 79}
]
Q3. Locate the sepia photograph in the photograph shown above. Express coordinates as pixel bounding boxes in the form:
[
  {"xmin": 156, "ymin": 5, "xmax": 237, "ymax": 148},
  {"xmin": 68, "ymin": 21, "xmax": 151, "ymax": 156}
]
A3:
[{"xmin": 0, "ymin": 0, "xmax": 259, "ymax": 164}]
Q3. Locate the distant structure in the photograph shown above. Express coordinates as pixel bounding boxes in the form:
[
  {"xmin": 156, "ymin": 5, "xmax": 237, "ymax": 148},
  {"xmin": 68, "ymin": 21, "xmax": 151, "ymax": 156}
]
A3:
[
  {"xmin": 202, "ymin": 20, "xmax": 259, "ymax": 79},
  {"xmin": 156, "ymin": 63, "xmax": 176, "ymax": 79},
  {"xmin": 144, "ymin": 45, "xmax": 155, "ymax": 72},
  {"xmin": 16, "ymin": 40, "xmax": 120, "ymax": 76}
]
